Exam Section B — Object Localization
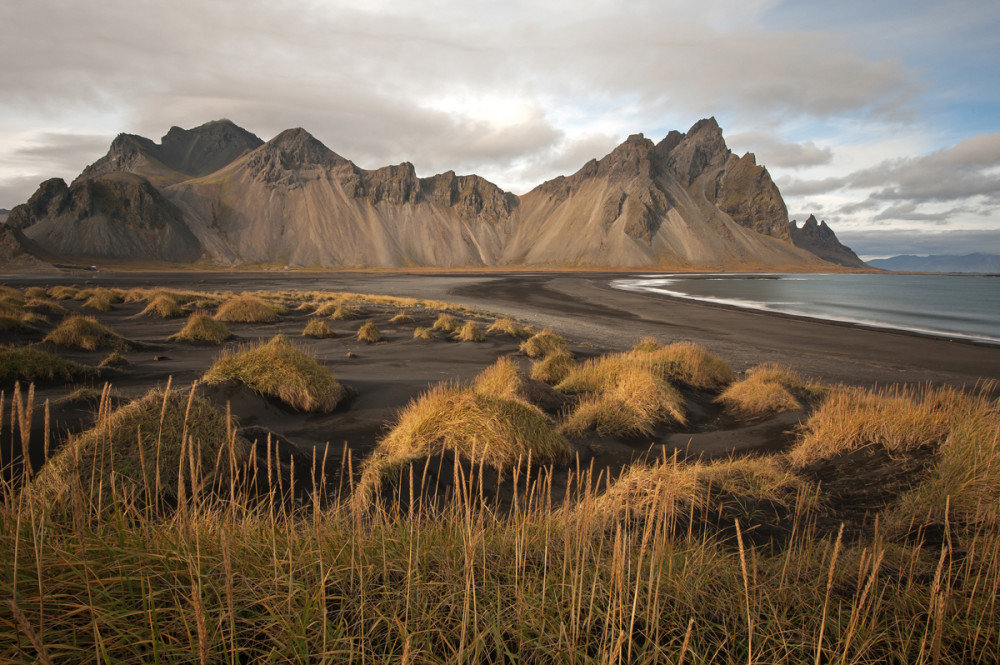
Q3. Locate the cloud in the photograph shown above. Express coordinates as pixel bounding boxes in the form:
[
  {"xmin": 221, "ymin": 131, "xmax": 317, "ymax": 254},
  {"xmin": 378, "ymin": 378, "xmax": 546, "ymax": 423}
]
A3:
[
  {"xmin": 729, "ymin": 132, "xmax": 833, "ymax": 168},
  {"xmin": 837, "ymin": 228, "xmax": 1000, "ymax": 258},
  {"xmin": 873, "ymin": 203, "xmax": 971, "ymax": 224},
  {"xmin": 775, "ymin": 175, "xmax": 846, "ymax": 196}
]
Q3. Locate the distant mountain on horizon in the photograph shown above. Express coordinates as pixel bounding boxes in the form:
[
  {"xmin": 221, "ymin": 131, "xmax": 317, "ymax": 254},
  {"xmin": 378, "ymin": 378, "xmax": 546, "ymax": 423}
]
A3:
[
  {"xmin": 867, "ymin": 253, "xmax": 1000, "ymax": 274},
  {"xmin": 4, "ymin": 118, "xmax": 862, "ymax": 270}
]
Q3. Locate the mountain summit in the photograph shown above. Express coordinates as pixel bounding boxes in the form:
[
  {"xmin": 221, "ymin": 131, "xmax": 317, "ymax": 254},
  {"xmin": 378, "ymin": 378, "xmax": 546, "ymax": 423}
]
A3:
[{"xmin": 6, "ymin": 119, "xmax": 861, "ymax": 270}]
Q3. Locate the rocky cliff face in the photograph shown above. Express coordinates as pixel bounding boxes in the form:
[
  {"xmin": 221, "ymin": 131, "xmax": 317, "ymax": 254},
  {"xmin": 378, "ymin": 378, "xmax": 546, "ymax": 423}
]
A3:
[
  {"xmin": 789, "ymin": 215, "xmax": 867, "ymax": 268},
  {"xmin": 5, "ymin": 118, "xmax": 854, "ymax": 270}
]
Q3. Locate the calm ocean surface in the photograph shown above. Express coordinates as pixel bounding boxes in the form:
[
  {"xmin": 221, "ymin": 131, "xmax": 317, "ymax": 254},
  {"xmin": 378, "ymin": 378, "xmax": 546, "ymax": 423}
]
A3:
[{"xmin": 612, "ymin": 273, "xmax": 1000, "ymax": 344}]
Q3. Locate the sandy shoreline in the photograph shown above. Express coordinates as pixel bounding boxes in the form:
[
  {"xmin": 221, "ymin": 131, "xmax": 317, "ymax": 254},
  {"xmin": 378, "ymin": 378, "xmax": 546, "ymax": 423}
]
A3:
[{"xmin": 7, "ymin": 270, "xmax": 997, "ymax": 389}]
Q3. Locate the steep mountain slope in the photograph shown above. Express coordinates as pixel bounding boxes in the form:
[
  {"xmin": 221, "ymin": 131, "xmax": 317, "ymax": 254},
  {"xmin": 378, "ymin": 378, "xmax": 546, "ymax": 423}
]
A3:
[
  {"xmin": 789, "ymin": 215, "xmax": 867, "ymax": 268},
  {"xmin": 508, "ymin": 119, "xmax": 823, "ymax": 268},
  {"xmin": 5, "ymin": 118, "xmax": 854, "ymax": 270}
]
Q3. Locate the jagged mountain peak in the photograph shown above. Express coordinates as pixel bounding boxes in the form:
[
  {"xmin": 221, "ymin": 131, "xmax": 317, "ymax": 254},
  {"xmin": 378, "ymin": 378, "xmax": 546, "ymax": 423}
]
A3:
[{"xmin": 789, "ymin": 214, "xmax": 866, "ymax": 268}]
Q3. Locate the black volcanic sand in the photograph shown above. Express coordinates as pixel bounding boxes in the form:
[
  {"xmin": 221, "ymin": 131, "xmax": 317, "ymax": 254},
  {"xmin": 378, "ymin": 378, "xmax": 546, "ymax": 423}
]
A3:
[{"xmin": 4, "ymin": 272, "xmax": 999, "ymax": 533}]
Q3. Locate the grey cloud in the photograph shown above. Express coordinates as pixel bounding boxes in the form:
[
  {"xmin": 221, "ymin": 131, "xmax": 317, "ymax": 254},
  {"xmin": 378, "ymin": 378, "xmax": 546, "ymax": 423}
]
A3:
[
  {"xmin": 775, "ymin": 175, "xmax": 846, "ymax": 196},
  {"xmin": 728, "ymin": 132, "xmax": 833, "ymax": 168},
  {"xmin": 873, "ymin": 203, "xmax": 971, "ymax": 224}
]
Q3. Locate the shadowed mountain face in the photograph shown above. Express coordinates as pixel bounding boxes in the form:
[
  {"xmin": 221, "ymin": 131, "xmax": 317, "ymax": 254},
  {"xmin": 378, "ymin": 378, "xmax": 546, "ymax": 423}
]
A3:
[
  {"xmin": 789, "ymin": 215, "xmax": 868, "ymax": 269},
  {"xmin": 6, "ymin": 118, "xmax": 854, "ymax": 269}
]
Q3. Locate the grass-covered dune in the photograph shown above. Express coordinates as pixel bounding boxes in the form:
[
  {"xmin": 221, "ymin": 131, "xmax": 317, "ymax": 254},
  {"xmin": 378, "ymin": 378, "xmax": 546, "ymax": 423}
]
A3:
[{"xmin": 0, "ymin": 281, "xmax": 998, "ymax": 663}]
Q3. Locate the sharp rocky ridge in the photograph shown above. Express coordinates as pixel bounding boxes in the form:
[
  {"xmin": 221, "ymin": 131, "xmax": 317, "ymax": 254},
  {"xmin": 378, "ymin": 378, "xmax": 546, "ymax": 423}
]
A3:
[{"xmin": 5, "ymin": 118, "xmax": 864, "ymax": 270}]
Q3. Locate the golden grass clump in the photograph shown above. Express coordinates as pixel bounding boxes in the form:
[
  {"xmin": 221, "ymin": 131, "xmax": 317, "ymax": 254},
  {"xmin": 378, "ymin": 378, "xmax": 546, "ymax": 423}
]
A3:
[
  {"xmin": 24, "ymin": 298, "xmax": 68, "ymax": 318},
  {"xmin": 23, "ymin": 286, "xmax": 47, "ymax": 299},
  {"xmin": 0, "ymin": 314, "xmax": 32, "ymax": 332},
  {"xmin": 302, "ymin": 318, "xmax": 334, "ymax": 339},
  {"xmin": 355, "ymin": 361, "xmax": 570, "ymax": 508},
  {"xmin": 203, "ymin": 335, "xmax": 347, "ymax": 412},
  {"xmin": 559, "ymin": 359, "xmax": 686, "ymax": 437},
  {"xmin": 634, "ymin": 341, "xmax": 734, "ymax": 390},
  {"xmin": 169, "ymin": 312, "xmax": 233, "ymax": 344},
  {"xmin": 0, "ymin": 345, "xmax": 85, "ymax": 384},
  {"xmin": 432, "ymin": 313, "xmax": 461, "ymax": 333},
  {"xmin": 530, "ymin": 351, "xmax": 575, "ymax": 385},
  {"xmin": 99, "ymin": 350, "xmax": 129, "ymax": 369},
  {"xmin": 317, "ymin": 302, "xmax": 361, "ymax": 320},
  {"xmin": 717, "ymin": 363, "xmax": 819, "ymax": 418},
  {"xmin": 138, "ymin": 294, "xmax": 184, "ymax": 318},
  {"xmin": 28, "ymin": 386, "xmax": 249, "ymax": 510},
  {"xmin": 357, "ymin": 321, "xmax": 382, "ymax": 343},
  {"xmin": 43, "ymin": 315, "xmax": 128, "ymax": 351},
  {"xmin": 588, "ymin": 455, "xmax": 814, "ymax": 525},
  {"xmin": 789, "ymin": 383, "xmax": 994, "ymax": 467},
  {"xmin": 520, "ymin": 329, "xmax": 569, "ymax": 358},
  {"xmin": 487, "ymin": 317, "xmax": 533, "ymax": 339},
  {"xmin": 389, "ymin": 312, "xmax": 415, "ymax": 324},
  {"xmin": 413, "ymin": 326, "xmax": 433, "ymax": 340},
  {"xmin": 632, "ymin": 336, "xmax": 662, "ymax": 353},
  {"xmin": 472, "ymin": 356, "xmax": 531, "ymax": 402},
  {"xmin": 214, "ymin": 295, "xmax": 283, "ymax": 323},
  {"xmin": 47, "ymin": 285, "xmax": 79, "ymax": 300},
  {"xmin": 454, "ymin": 320, "xmax": 485, "ymax": 342},
  {"xmin": 79, "ymin": 288, "xmax": 123, "ymax": 312}
]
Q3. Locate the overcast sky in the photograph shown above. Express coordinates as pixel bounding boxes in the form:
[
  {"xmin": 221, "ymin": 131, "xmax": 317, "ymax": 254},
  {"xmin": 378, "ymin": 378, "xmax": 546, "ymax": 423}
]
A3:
[{"xmin": 2, "ymin": 0, "xmax": 998, "ymax": 259}]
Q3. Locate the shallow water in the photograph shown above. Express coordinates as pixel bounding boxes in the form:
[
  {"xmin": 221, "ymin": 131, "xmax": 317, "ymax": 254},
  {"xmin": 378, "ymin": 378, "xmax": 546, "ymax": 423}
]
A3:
[{"xmin": 612, "ymin": 273, "xmax": 1000, "ymax": 344}]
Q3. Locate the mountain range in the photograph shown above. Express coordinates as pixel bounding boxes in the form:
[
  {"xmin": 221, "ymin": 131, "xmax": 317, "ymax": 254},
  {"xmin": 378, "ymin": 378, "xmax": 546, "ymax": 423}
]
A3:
[
  {"xmin": 3, "ymin": 118, "xmax": 866, "ymax": 270},
  {"xmin": 867, "ymin": 253, "xmax": 1000, "ymax": 274}
]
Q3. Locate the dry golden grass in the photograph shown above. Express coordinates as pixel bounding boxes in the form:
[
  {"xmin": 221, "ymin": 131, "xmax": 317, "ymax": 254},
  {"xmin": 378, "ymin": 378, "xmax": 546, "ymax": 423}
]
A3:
[
  {"xmin": 23, "ymin": 286, "xmax": 47, "ymax": 299},
  {"xmin": 389, "ymin": 312, "xmax": 415, "ymax": 324},
  {"xmin": 413, "ymin": 326, "xmax": 433, "ymax": 340},
  {"xmin": 0, "ymin": 314, "xmax": 32, "ymax": 332},
  {"xmin": 169, "ymin": 312, "xmax": 233, "ymax": 344},
  {"xmin": 203, "ymin": 335, "xmax": 347, "ymax": 412},
  {"xmin": 357, "ymin": 321, "xmax": 382, "ymax": 343},
  {"xmin": 302, "ymin": 318, "xmax": 334, "ymax": 339},
  {"xmin": 214, "ymin": 295, "xmax": 282, "ymax": 323},
  {"xmin": 43, "ymin": 315, "xmax": 129, "ymax": 351},
  {"xmin": 717, "ymin": 363, "xmax": 821, "ymax": 418},
  {"xmin": 46, "ymin": 285, "xmax": 79, "ymax": 300},
  {"xmin": 99, "ymin": 350, "xmax": 129, "ymax": 369},
  {"xmin": 28, "ymin": 386, "xmax": 248, "ymax": 510},
  {"xmin": 636, "ymin": 341, "xmax": 735, "ymax": 390},
  {"xmin": 317, "ymin": 302, "xmax": 361, "ymax": 320},
  {"xmin": 530, "ymin": 351, "xmax": 575, "ymax": 384},
  {"xmin": 355, "ymin": 359, "xmax": 570, "ymax": 509},
  {"xmin": 487, "ymin": 317, "xmax": 533, "ymax": 339},
  {"xmin": 454, "ymin": 320, "xmax": 485, "ymax": 342},
  {"xmin": 79, "ymin": 288, "xmax": 123, "ymax": 312},
  {"xmin": 632, "ymin": 336, "xmax": 663, "ymax": 353},
  {"xmin": 0, "ymin": 345, "xmax": 85, "ymax": 383},
  {"xmin": 432, "ymin": 313, "xmax": 461, "ymax": 333},
  {"xmin": 520, "ymin": 329, "xmax": 569, "ymax": 358},
  {"xmin": 24, "ymin": 298, "xmax": 68, "ymax": 318},
  {"xmin": 138, "ymin": 294, "xmax": 184, "ymax": 318},
  {"xmin": 789, "ymin": 383, "xmax": 994, "ymax": 467},
  {"xmin": 588, "ymin": 455, "xmax": 814, "ymax": 524}
]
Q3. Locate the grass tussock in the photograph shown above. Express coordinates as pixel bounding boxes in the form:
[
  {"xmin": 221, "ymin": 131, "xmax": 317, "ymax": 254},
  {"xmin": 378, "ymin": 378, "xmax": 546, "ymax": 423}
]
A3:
[
  {"xmin": 790, "ymin": 383, "xmax": 994, "ymax": 467},
  {"xmin": 431, "ymin": 313, "xmax": 461, "ymax": 333},
  {"xmin": 632, "ymin": 336, "xmax": 663, "ymax": 353},
  {"xmin": 0, "ymin": 314, "xmax": 33, "ymax": 333},
  {"xmin": 0, "ymin": 346, "xmax": 85, "ymax": 384},
  {"xmin": 520, "ymin": 328, "xmax": 569, "ymax": 358},
  {"xmin": 23, "ymin": 298, "xmax": 68, "ymax": 318},
  {"xmin": 454, "ymin": 320, "xmax": 485, "ymax": 342},
  {"xmin": 138, "ymin": 293, "xmax": 184, "ymax": 318},
  {"xmin": 46, "ymin": 285, "xmax": 79, "ymax": 300},
  {"xmin": 79, "ymin": 288, "xmax": 123, "ymax": 312},
  {"xmin": 413, "ymin": 326, "xmax": 433, "ymax": 340},
  {"xmin": 717, "ymin": 363, "xmax": 821, "ymax": 418},
  {"xmin": 388, "ymin": 312, "xmax": 414, "ymax": 324},
  {"xmin": 27, "ymin": 386, "xmax": 248, "ymax": 510},
  {"xmin": 635, "ymin": 341, "xmax": 735, "ymax": 390},
  {"xmin": 487, "ymin": 317, "xmax": 533, "ymax": 339},
  {"xmin": 214, "ymin": 295, "xmax": 283, "ymax": 323},
  {"xmin": 588, "ymin": 455, "xmax": 815, "ymax": 527},
  {"xmin": 355, "ymin": 359, "xmax": 570, "ymax": 508},
  {"xmin": 203, "ymin": 335, "xmax": 346, "ymax": 412},
  {"xmin": 43, "ymin": 315, "xmax": 129, "ymax": 351},
  {"xmin": 357, "ymin": 321, "xmax": 382, "ymax": 343},
  {"xmin": 302, "ymin": 318, "xmax": 334, "ymax": 339},
  {"xmin": 99, "ymin": 350, "xmax": 129, "ymax": 369},
  {"xmin": 22, "ymin": 286, "xmax": 47, "ymax": 299},
  {"xmin": 530, "ymin": 351, "xmax": 575, "ymax": 384},
  {"xmin": 317, "ymin": 302, "xmax": 360, "ymax": 320},
  {"xmin": 169, "ymin": 312, "xmax": 233, "ymax": 344}
]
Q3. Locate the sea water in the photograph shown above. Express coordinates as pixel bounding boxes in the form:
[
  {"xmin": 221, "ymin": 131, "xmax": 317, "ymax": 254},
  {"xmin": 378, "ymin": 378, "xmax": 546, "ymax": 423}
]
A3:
[{"xmin": 612, "ymin": 273, "xmax": 1000, "ymax": 344}]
